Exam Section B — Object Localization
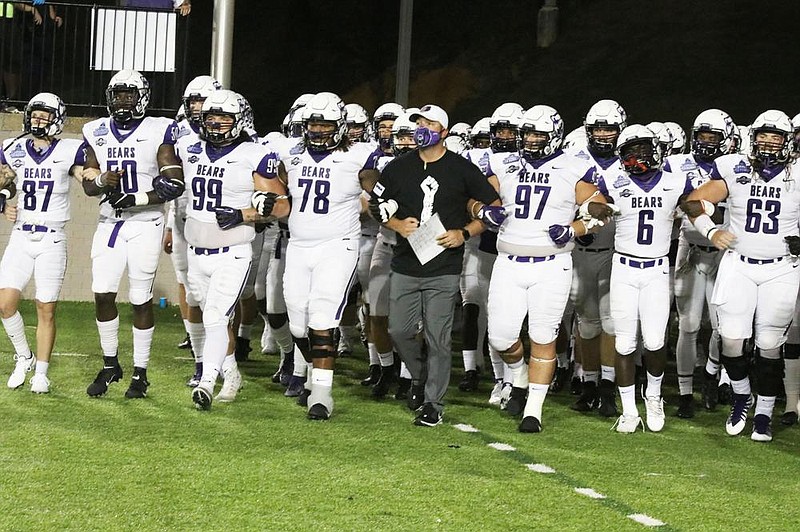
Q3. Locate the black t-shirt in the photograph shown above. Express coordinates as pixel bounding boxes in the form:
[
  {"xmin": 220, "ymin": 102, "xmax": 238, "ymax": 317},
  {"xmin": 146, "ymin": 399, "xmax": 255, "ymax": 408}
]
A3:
[{"xmin": 378, "ymin": 149, "xmax": 499, "ymax": 277}]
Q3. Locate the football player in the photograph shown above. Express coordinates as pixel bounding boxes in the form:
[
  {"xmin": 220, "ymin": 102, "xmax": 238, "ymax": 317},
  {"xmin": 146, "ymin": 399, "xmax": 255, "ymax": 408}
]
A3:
[
  {"xmin": 252, "ymin": 92, "xmax": 380, "ymax": 420},
  {"xmin": 481, "ymin": 105, "xmax": 612, "ymax": 433},
  {"xmin": 598, "ymin": 125, "xmax": 694, "ymax": 433},
  {"xmin": 683, "ymin": 110, "xmax": 800, "ymax": 442},
  {"xmin": 81, "ymin": 70, "xmax": 184, "ymax": 399},
  {"xmin": 0, "ymin": 93, "xmax": 84, "ymax": 393},
  {"xmin": 372, "ymin": 102, "xmax": 404, "ymax": 157},
  {"xmin": 345, "ymin": 103, "xmax": 372, "ymax": 144},
  {"xmin": 470, "ymin": 118, "xmax": 492, "ymax": 150}
]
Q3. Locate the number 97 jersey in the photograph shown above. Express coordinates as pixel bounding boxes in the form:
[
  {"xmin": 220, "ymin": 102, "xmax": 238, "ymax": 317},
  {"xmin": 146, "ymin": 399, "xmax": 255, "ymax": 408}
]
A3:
[{"xmin": 710, "ymin": 154, "xmax": 800, "ymax": 259}]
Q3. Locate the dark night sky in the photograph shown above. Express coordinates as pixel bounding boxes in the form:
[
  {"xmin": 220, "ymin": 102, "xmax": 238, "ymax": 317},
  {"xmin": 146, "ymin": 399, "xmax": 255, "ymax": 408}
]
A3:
[{"xmin": 181, "ymin": 0, "xmax": 800, "ymax": 135}]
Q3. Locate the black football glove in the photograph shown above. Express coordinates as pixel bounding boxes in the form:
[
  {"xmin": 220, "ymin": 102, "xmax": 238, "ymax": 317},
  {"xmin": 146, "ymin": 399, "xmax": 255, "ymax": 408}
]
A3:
[
  {"xmin": 785, "ymin": 236, "xmax": 800, "ymax": 256},
  {"xmin": 215, "ymin": 207, "xmax": 244, "ymax": 229}
]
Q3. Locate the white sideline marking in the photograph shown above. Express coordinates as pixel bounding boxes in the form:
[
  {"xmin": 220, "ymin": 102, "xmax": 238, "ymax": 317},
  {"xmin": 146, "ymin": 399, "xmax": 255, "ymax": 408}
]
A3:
[
  {"xmin": 52, "ymin": 352, "xmax": 89, "ymax": 357},
  {"xmin": 453, "ymin": 423, "xmax": 480, "ymax": 433},
  {"xmin": 174, "ymin": 356, "xmax": 195, "ymax": 361},
  {"xmin": 526, "ymin": 463, "xmax": 555, "ymax": 474},
  {"xmin": 627, "ymin": 514, "xmax": 665, "ymax": 527},
  {"xmin": 575, "ymin": 487, "xmax": 606, "ymax": 499},
  {"xmin": 487, "ymin": 442, "xmax": 516, "ymax": 451}
]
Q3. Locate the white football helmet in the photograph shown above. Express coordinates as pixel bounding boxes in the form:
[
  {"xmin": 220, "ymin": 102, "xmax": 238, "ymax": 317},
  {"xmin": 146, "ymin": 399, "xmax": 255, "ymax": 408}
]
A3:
[
  {"xmin": 519, "ymin": 105, "xmax": 564, "ymax": 160},
  {"xmin": 791, "ymin": 112, "xmax": 800, "ymax": 154},
  {"xmin": 262, "ymin": 131, "xmax": 286, "ymax": 144},
  {"xmin": 182, "ymin": 75, "xmax": 222, "ymax": 125},
  {"xmin": 664, "ymin": 121, "xmax": 686, "ymax": 154},
  {"xmin": 749, "ymin": 110, "xmax": 794, "ymax": 167},
  {"xmin": 345, "ymin": 103, "xmax": 371, "ymax": 142},
  {"xmin": 563, "ymin": 127, "xmax": 587, "ymax": 151},
  {"xmin": 646, "ymin": 122, "xmax": 674, "ymax": 158},
  {"xmin": 301, "ymin": 91, "xmax": 347, "ymax": 152},
  {"xmin": 175, "ymin": 103, "xmax": 186, "ymax": 122},
  {"xmin": 237, "ymin": 93, "xmax": 257, "ymax": 140},
  {"xmin": 690, "ymin": 109, "xmax": 736, "ymax": 161},
  {"xmin": 470, "ymin": 117, "xmax": 491, "ymax": 149},
  {"xmin": 444, "ymin": 135, "xmax": 468, "ymax": 155},
  {"xmin": 616, "ymin": 124, "xmax": 662, "ymax": 176},
  {"xmin": 106, "ymin": 69, "xmax": 150, "ymax": 123},
  {"xmin": 200, "ymin": 89, "xmax": 245, "ymax": 146},
  {"xmin": 391, "ymin": 111, "xmax": 416, "ymax": 156},
  {"xmin": 449, "ymin": 122, "xmax": 472, "ymax": 143},
  {"xmin": 584, "ymin": 99, "xmax": 627, "ymax": 156},
  {"xmin": 290, "ymin": 93, "xmax": 315, "ymax": 112},
  {"xmin": 489, "ymin": 102, "xmax": 524, "ymax": 152},
  {"xmin": 373, "ymin": 102, "xmax": 404, "ymax": 148},
  {"xmin": 24, "ymin": 92, "xmax": 66, "ymax": 138}
]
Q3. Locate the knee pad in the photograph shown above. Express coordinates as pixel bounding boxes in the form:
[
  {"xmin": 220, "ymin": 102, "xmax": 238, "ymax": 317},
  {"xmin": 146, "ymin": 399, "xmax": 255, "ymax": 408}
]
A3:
[
  {"xmin": 600, "ymin": 316, "xmax": 615, "ymax": 336},
  {"xmin": 530, "ymin": 325, "xmax": 558, "ymax": 345},
  {"xmin": 202, "ymin": 305, "xmax": 231, "ymax": 328},
  {"xmin": 292, "ymin": 335, "xmax": 310, "ymax": 359},
  {"xmin": 720, "ymin": 354, "xmax": 749, "ymax": 382},
  {"xmin": 678, "ymin": 314, "xmax": 701, "ymax": 334},
  {"xmin": 267, "ymin": 312, "xmax": 288, "ymax": 330},
  {"xmin": 577, "ymin": 318, "xmax": 602, "ymax": 340},
  {"xmin": 785, "ymin": 343, "xmax": 800, "ymax": 360},
  {"xmin": 721, "ymin": 337, "xmax": 745, "ymax": 358},
  {"xmin": 755, "ymin": 328, "xmax": 789, "ymax": 352},
  {"xmin": 615, "ymin": 335, "xmax": 637, "ymax": 357},
  {"xmin": 128, "ymin": 285, "xmax": 153, "ymax": 306},
  {"xmin": 756, "ymin": 356, "xmax": 785, "ymax": 397},
  {"xmin": 309, "ymin": 328, "xmax": 338, "ymax": 359}
]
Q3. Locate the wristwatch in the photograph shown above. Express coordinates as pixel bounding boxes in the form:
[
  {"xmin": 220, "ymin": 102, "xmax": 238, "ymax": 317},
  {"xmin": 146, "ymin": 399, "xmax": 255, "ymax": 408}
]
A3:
[{"xmin": 460, "ymin": 228, "xmax": 470, "ymax": 243}]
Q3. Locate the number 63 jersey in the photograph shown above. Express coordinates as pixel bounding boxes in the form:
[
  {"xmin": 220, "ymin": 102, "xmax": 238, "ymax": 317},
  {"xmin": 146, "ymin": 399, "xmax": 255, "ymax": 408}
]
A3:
[
  {"xmin": 282, "ymin": 142, "xmax": 375, "ymax": 247},
  {"xmin": 709, "ymin": 155, "xmax": 800, "ymax": 259}
]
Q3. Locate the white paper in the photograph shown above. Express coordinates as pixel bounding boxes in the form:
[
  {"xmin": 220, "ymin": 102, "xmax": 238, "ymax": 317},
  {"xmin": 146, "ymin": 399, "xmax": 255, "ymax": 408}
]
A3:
[
  {"xmin": 91, "ymin": 8, "xmax": 176, "ymax": 72},
  {"xmin": 407, "ymin": 212, "xmax": 447, "ymax": 265}
]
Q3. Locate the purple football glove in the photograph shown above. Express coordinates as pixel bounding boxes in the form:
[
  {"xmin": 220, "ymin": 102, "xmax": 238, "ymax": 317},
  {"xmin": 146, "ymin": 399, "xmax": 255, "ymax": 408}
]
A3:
[
  {"xmin": 548, "ymin": 224, "xmax": 575, "ymax": 247},
  {"xmin": 477, "ymin": 205, "xmax": 507, "ymax": 228},
  {"xmin": 215, "ymin": 207, "xmax": 244, "ymax": 229},
  {"xmin": 153, "ymin": 175, "xmax": 185, "ymax": 202}
]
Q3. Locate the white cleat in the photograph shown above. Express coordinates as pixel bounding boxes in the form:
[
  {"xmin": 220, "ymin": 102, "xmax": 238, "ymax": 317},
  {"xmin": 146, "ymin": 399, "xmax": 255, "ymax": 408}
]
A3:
[
  {"xmin": 7, "ymin": 353, "xmax": 36, "ymax": 389},
  {"xmin": 498, "ymin": 382, "xmax": 513, "ymax": 410},
  {"xmin": 30, "ymin": 373, "xmax": 50, "ymax": 394},
  {"xmin": 612, "ymin": 414, "xmax": 644, "ymax": 433},
  {"xmin": 192, "ymin": 382, "xmax": 214, "ymax": 410},
  {"xmin": 488, "ymin": 381, "xmax": 504, "ymax": 406},
  {"xmin": 643, "ymin": 395, "xmax": 666, "ymax": 432},
  {"xmin": 215, "ymin": 366, "xmax": 242, "ymax": 402},
  {"xmin": 726, "ymin": 394, "xmax": 753, "ymax": 436}
]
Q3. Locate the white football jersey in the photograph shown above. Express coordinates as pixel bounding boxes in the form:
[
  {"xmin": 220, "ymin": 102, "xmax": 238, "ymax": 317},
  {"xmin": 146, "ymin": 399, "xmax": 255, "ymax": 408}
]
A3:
[
  {"xmin": 172, "ymin": 119, "xmax": 203, "ymax": 225},
  {"xmin": 281, "ymin": 142, "xmax": 375, "ymax": 247},
  {"xmin": 1, "ymin": 138, "xmax": 84, "ymax": 224},
  {"xmin": 665, "ymin": 154, "xmax": 715, "ymax": 246},
  {"xmin": 599, "ymin": 167, "xmax": 692, "ymax": 258},
  {"xmin": 177, "ymin": 139, "xmax": 278, "ymax": 246},
  {"xmin": 82, "ymin": 116, "xmax": 178, "ymax": 222},
  {"xmin": 570, "ymin": 148, "xmax": 621, "ymax": 250},
  {"xmin": 710, "ymin": 154, "xmax": 800, "ymax": 259},
  {"xmin": 465, "ymin": 147, "xmax": 493, "ymax": 176},
  {"xmin": 487, "ymin": 151, "xmax": 594, "ymax": 250}
]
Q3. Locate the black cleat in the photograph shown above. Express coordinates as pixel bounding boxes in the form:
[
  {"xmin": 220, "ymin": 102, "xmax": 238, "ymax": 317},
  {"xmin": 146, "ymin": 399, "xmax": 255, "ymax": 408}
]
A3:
[
  {"xmin": 597, "ymin": 379, "xmax": 618, "ymax": 418},
  {"xmin": 702, "ymin": 372, "xmax": 718, "ymax": 411},
  {"xmin": 360, "ymin": 364, "xmax": 381, "ymax": 386},
  {"xmin": 549, "ymin": 366, "xmax": 569, "ymax": 393},
  {"xmin": 571, "ymin": 381, "xmax": 598, "ymax": 412},
  {"xmin": 192, "ymin": 384, "xmax": 213, "ymax": 411},
  {"xmin": 371, "ymin": 366, "xmax": 396, "ymax": 399},
  {"xmin": 178, "ymin": 333, "xmax": 192, "ymax": 350},
  {"xmin": 518, "ymin": 416, "xmax": 542, "ymax": 433},
  {"xmin": 505, "ymin": 386, "xmax": 527, "ymax": 417},
  {"xmin": 458, "ymin": 369, "xmax": 480, "ymax": 392},
  {"xmin": 413, "ymin": 403, "xmax": 441, "ymax": 427},
  {"xmin": 284, "ymin": 376, "xmax": 305, "ymax": 397},
  {"xmin": 87, "ymin": 362, "xmax": 123, "ymax": 397},
  {"xmin": 780, "ymin": 411, "xmax": 798, "ymax": 426},
  {"xmin": 296, "ymin": 388, "xmax": 311, "ymax": 407},
  {"xmin": 407, "ymin": 384, "xmax": 425, "ymax": 411},
  {"xmin": 307, "ymin": 403, "xmax": 330, "ymax": 420},
  {"xmin": 395, "ymin": 377, "xmax": 412, "ymax": 400},
  {"xmin": 570, "ymin": 376, "xmax": 583, "ymax": 396},
  {"xmin": 676, "ymin": 394, "xmax": 695, "ymax": 419},
  {"xmin": 124, "ymin": 367, "xmax": 150, "ymax": 399},
  {"xmin": 234, "ymin": 336, "xmax": 252, "ymax": 362}
]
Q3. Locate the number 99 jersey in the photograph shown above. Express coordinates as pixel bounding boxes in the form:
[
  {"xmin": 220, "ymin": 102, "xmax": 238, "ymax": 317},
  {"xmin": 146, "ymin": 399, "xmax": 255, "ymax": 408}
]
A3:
[
  {"xmin": 710, "ymin": 154, "xmax": 800, "ymax": 259},
  {"xmin": 82, "ymin": 116, "xmax": 178, "ymax": 222}
]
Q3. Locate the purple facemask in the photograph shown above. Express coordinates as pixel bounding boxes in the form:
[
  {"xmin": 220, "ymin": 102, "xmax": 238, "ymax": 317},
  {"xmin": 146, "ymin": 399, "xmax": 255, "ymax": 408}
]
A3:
[{"xmin": 414, "ymin": 126, "xmax": 441, "ymax": 148}]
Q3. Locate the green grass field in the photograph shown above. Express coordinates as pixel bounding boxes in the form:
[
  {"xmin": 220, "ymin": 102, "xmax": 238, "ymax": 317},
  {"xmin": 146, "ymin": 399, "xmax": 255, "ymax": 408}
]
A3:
[{"xmin": 1, "ymin": 301, "xmax": 798, "ymax": 531}]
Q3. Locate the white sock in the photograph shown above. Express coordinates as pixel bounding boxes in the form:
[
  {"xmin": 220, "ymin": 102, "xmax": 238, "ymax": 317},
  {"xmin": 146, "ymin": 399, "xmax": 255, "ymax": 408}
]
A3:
[
  {"xmin": 367, "ymin": 343, "xmax": 380, "ymax": 365},
  {"xmin": 508, "ymin": 359, "xmax": 529, "ymax": 388},
  {"xmin": 705, "ymin": 358, "xmax": 720, "ymax": 376},
  {"xmin": 311, "ymin": 367, "xmax": 334, "ymax": 388},
  {"xmin": 35, "ymin": 360, "xmax": 49, "ymax": 376},
  {"xmin": 583, "ymin": 370, "xmax": 599, "ymax": 384},
  {"xmin": 489, "ymin": 349, "xmax": 505, "ymax": 381},
  {"xmin": 462, "ymin": 349, "xmax": 477, "ymax": 371},
  {"xmin": 2, "ymin": 311, "xmax": 31, "ymax": 358},
  {"xmin": 755, "ymin": 395, "xmax": 775, "ymax": 418},
  {"xmin": 378, "ymin": 350, "xmax": 394, "ymax": 367},
  {"xmin": 730, "ymin": 376, "xmax": 751, "ymax": 396},
  {"xmin": 182, "ymin": 318, "xmax": 191, "ymax": 335},
  {"xmin": 678, "ymin": 375, "xmax": 693, "ymax": 396},
  {"xmin": 645, "ymin": 371, "xmax": 663, "ymax": 399},
  {"xmin": 272, "ymin": 322, "xmax": 293, "ymax": 354},
  {"xmin": 523, "ymin": 383, "xmax": 549, "ymax": 420},
  {"xmin": 222, "ymin": 353, "xmax": 237, "ymax": 373},
  {"xmin": 601, "ymin": 364, "xmax": 616, "ymax": 382},
  {"xmin": 238, "ymin": 324, "xmax": 252, "ymax": 340},
  {"xmin": 400, "ymin": 362, "xmax": 412, "ymax": 380},
  {"xmin": 293, "ymin": 347, "xmax": 307, "ymax": 378},
  {"xmin": 199, "ymin": 324, "xmax": 228, "ymax": 386},
  {"xmin": 132, "ymin": 326, "xmax": 154, "ymax": 369},
  {"xmin": 619, "ymin": 384, "xmax": 638, "ymax": 417},
  {"xmin": 187, "ymin": 321, "xmax": 205, "ymax": 363},
  {"xmin": 503, "ymin": 362, "xmax": 513, "ymax": 385},
  {"xmin": 96, "ymin": 316, "xmax": 119, "ymax": 359}
]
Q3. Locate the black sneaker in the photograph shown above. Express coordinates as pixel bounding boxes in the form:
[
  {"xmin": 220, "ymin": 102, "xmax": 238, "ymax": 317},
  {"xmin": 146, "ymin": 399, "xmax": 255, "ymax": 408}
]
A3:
[
  {"xmin": 371, "ymin": 366, "xmax": 396, "ymax": 399},
  {"xmin": 297, "ymin": 388, "xmax": 311, "ymax": 407},
  {"xmin": 458, "ymin": 369, "xmax": 480, "ymax": 392},
  {"xmin": 86, "ymin": 361, "xmax": 123, "ymax": 397},
  {"xmin": 780, "ymin": 411, "xmax": 798, "ymax": 426},
  {"xmin": 676, "ymin": 394, "xmax": 695, "ymax": 418},
  {"xmin": 570, "ymin": 381, "xmax": 598, "ymax": 412},
  {"xmin": 597, "ymin": 379, "xmax": 618, "ymax": 418},
  {"xmin": 701, "ymin": 372, "xmax": 718, "ymax": 411},
  {"xmin": 518, "ymin": 416, "xmax": 542, "ymax": 433},
  {"xmin": 124, "ymin": 367, "xmax": 150, "ymax": 399},
  {"xmin": 505, "ymin": 386, "xmax": 527, "ymax": 417},
  {"xmin": 407, "ymin": 384, "xmax": 425, "ymax": 411},
  {"xmin": 360, "ymin": 364, "xmax": 381, "ymax": 386},
  {"xmin": 570, "ymin": 376, "xmax": 583, "ymax": 396},
  {"xmin": 549, "ymin": 366, "xmax": 569, "ymax": 393},
  {"xmin": 235, "ymin": 336, "xmax": 252, "ymax": 362},
  {"xmin": 178, "ymin": 333, "xmax": 192, "ymax": 350},
  {"xmin": 413, "ymin": 403, "xmax": 441, "ymax": 427},
  {"xmin": 308, "ymin": 403, "xmax": 330, "ymax": 421},
  {"xmin": 284, "ymin": 376, "xmax": 305, "ymax": 398},
  {"xmin": 395, "ymin": 377, "xmax": 412, "ymax": 400}
]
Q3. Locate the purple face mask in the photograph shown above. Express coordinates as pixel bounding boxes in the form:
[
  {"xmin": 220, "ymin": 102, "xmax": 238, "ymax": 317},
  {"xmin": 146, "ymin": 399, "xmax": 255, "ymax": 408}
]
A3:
[{"xmin": 414, "ymin": 126, "xmax": 441, "ymax": 148}]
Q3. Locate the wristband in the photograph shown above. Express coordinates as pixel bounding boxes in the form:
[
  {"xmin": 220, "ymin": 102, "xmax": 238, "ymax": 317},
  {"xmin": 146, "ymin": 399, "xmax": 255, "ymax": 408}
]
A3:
[
  {"xmin": 692, "ymin": 214, "xmax": 717, "ymax": 240},
  {"xmin": 94, "ymin": 173, "xmax": 106, "ymax": 188},
  {"xmin": 134, "ymin": 192, "xmax": 150, "ymax": 206},
  {"xmin": 0, "ymin": 189, "xmax": 11, "ymax": 199},
  {"xmin": 461, "ymin": 228, "xmax": 470, "ymax": 242}
]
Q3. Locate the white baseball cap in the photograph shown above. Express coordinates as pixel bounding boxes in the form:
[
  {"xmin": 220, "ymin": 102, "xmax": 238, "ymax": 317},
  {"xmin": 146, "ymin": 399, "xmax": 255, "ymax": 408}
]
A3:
[{"xmin": 410, "ymin": 104, "xmax": 449, "ymax": 129}]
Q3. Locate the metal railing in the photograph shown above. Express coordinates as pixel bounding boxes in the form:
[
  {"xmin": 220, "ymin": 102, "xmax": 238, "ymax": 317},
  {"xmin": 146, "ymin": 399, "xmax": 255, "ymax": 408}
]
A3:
[{"xmin": 0, "ymin": 1, "xmax": 189, "ymax": 117}]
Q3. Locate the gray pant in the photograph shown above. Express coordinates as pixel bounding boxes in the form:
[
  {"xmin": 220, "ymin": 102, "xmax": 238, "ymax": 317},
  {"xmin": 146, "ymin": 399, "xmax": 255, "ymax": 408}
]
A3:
[{"xmin": 388, "ymin": 272, "xmax": 460, "ymax": 412}]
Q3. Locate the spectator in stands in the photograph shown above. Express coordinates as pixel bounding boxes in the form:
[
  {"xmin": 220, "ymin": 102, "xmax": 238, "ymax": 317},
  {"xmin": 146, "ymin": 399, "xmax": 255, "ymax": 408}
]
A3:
[{"xmin": 123, "ymin": 0, "xmax": 191, "ymax": 16}]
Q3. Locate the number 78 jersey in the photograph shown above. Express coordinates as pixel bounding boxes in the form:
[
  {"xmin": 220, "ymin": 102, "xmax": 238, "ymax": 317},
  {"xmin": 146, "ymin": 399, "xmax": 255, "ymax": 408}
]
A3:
[{"xmin": 710, "ymin": 154, "xmax": 800, "ymax": 259}]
